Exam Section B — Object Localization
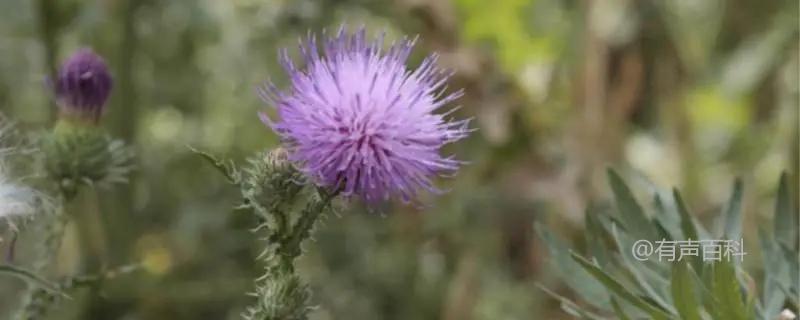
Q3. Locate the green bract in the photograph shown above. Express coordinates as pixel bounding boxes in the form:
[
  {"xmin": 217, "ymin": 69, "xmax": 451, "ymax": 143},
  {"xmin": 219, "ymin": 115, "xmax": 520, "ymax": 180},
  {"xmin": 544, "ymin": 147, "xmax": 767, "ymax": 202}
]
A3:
[{"xmin": 41, "ymin": 120, "xmax": 132, "ymax": 199}]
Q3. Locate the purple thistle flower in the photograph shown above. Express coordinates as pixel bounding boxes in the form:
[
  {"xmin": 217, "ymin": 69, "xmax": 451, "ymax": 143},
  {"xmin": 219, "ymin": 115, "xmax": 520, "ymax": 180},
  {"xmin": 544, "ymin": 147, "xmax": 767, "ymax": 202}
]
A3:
[
  {"xmin": 54, "ymin": 48, "xmax": 113, "ymax": 122},
  {"xmin": 259, "ymin": 27, "xmax": 471, "ymax": 203}
]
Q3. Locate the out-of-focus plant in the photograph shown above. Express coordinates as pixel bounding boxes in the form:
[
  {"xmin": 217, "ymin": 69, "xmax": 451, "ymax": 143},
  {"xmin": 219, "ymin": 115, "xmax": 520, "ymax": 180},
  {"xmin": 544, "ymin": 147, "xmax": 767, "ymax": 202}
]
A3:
[
  {"xmin": 195, "ymin": 26, "xmax": 471, "ymax": 320},
  {"xmin": 1, "ymin": 48, "xmax": 136, "ymax": 320},
  {"xmin": 0, "ymin": 116, "xmax": 57, "ymax": 291},
  {"xmin": 536, "ymin": 169, "xmax": 798, "ymax": 320}
]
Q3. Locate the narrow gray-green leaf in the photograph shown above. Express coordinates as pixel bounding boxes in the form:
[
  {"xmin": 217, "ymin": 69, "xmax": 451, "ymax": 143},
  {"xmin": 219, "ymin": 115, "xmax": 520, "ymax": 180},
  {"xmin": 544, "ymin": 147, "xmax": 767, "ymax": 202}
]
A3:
[
  {"xmin": 610, "ymin": 297, "xmax": 632, "ymax": 320},
  {"xmin": 536, "ymin": 284, "xmax": 608, "ymax": 320},
  {"xmin": 571, "ymin": 252, "xmax": 672, "ymax": 320},
  {"xmin": 779, "ymin": 243, "xmax": 799, "ymax": 302},
  {"xmin": 673, "ymin": 189, "xmax": 704, "ymax": 275},
  {"xmin": 610, "ymin": 225, "xmax": 672, "ymax": 311},
  {"xmin": 710, "ymin": 261, "xmax": 748, "ymax": 320},
  {"xmin": 774, "ymin": 172, "xmax": 797, "ymax": 250},
  {"xmin": 607, "ymin": 169, "xmax": 658, "ymax": 242},
  {"xmin": 585, "ymin": 211, "xmax": 611, "ymax": 267},
  {"xmin": 535, "ymin": 223, "xmax": 611, "ymax": 310},
  {"xmin": 654, "ymin": 194, "xmax": 682, "ymax": 241},
  {"xmin": 722, "ymin": 178, "xmax": 744, "ymax": 240},
  {"xmin": 671, "ymin": 261, "xmax": 701, "ymax": 320},
  {"xmin": 759, "ymin": 228, "xmax": 787, "ymax": 320}
]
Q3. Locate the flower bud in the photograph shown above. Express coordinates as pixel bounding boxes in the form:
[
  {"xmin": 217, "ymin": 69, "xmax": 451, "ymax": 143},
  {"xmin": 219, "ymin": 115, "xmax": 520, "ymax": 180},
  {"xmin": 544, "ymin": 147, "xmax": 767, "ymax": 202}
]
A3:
[
  {"xmin": 264, "ymin": 147, "xmax": 291, "ymax": 172},
  {"xmin": 54, "ymin": 48, "xmax": 113, "ymax": 122},
  {"xmin": 242, "ymin": 148, "xmax": 305, "ymax": 218}
]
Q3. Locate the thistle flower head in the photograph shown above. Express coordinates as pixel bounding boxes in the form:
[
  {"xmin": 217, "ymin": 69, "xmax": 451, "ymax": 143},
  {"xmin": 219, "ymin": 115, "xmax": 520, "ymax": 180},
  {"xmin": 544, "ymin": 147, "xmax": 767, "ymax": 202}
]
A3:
[
  {"xmin": 259, "ymin": 27, "xmax": 470, "ymax": 203},
  {"xmin": 54, "ymin": 48, "xmax": 113, "ymax": 122}
]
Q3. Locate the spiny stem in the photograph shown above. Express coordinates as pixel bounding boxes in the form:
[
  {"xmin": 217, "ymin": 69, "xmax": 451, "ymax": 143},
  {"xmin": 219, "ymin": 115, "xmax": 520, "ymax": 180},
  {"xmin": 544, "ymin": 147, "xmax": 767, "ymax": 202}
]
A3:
[{"xmin": 281, "ymin": 187, "xmax": 339, "ymax": 262}]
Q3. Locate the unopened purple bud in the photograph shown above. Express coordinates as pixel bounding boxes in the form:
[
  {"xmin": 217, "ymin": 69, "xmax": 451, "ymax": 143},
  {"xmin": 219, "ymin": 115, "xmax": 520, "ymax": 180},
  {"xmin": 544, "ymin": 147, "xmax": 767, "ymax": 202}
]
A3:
[{"xmin": 55, "ymin": 48, "xmax": 113, "ymax": 122}]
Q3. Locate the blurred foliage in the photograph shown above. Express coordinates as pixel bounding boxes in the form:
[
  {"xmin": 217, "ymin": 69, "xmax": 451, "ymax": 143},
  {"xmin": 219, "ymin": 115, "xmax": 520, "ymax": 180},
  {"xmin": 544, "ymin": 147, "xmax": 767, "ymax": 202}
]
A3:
[
  {"xmin": 537, "ymin": 170, "xmax": 798, "ymax": 319},
  {"xmin": 0, "ymin": 0, "xmax": 797, "ymax": 319}
]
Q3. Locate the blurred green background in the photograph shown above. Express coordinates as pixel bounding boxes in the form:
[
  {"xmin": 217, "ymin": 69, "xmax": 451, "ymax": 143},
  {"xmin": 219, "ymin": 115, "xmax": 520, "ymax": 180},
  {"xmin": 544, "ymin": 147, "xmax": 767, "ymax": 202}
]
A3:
[{"xmin": 0, "ymin": 0, "xmax": 797, "ymax": 319}]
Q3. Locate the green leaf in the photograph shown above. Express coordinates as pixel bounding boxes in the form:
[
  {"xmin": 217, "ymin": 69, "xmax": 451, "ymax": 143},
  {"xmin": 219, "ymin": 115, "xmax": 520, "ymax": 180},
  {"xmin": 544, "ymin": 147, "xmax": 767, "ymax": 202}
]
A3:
[
  {"xmin": 710, "ymin": 261, "xmax": 749, "ymax": 320},
  {"xmin": 779, "ymin": 243, "xmax": 799, "ymax": 302},
  {"xmin": 671, "ymin": 261, "xmax": 701, "ymax": 320},
  {"xmin": 673, "ymin": 189, "xmax": 704, "ymax": 275},
  {"xmin": 654, "ymin": 194, "xmax": 682, "ymax": 241},
  {"xmin": 535, "ymin": 223, "xmax": 611, "ymax": 310},
  {"xmin": 774, "ymin": 172, "xmax": 797, "ymax": 251},
  {"xmin": 610, "ymin": 297, "xmax": 632, "ymax": 320},
  {"xmin": 570, "ymin": 252, "xmax": 672, "ymax": 320},
  {"xmin": 759, "ymin": 228, "xmax": 787, "ymax": 319},
  {"xmin": 187, "ymin": 145, "xmax": 239, "ymax": 184},
  {"xmin": 722, "ymin": 178, "xmax": 744, "ymax": 240},
  {"xmin": 585, "ymin": 210, "xmax": 611, "ymax": 267},
  {"xmin": 607, "ymin": 169, "xmax": 658, "ymax": 242},
  {"xmin": 609, "ymin": 225, "xmax": 672, "ymax": 311},
  {"xmin": 536, "ymin": 284, "xmax": 608, "ymax": 320},
  {"xmin": 673, "ymin": 189, "xmax": 699, "ymax": 241}
]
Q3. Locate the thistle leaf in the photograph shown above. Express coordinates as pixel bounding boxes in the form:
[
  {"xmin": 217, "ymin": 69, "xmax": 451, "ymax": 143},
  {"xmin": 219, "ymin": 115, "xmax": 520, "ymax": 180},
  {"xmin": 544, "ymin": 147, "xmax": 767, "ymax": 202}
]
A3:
[{"xmin": 187, "ymin": 145, "xmax": 239, "ymax": 184}]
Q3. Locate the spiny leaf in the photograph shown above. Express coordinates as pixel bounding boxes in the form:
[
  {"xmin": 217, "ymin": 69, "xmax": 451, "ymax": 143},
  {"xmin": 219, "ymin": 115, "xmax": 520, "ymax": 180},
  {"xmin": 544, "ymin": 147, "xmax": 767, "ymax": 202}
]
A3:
[{"xmin": 187, "ymin": 145, "xmax": 239, "ymax": 184}]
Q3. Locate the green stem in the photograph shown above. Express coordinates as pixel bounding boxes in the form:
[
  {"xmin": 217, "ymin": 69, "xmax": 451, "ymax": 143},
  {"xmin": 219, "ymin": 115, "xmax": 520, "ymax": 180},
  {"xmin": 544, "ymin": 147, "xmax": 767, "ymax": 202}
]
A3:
[
  {"xmin": 280, "ymin": 188, "xmax": 339, "ymax": 263},
  {"xmin": 14, "ymin": 195, "xmax": 69, "ymax": 320},
  {"xmin": 0, "ymin": 265, "xmax": 59, "ymax": 293}
]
